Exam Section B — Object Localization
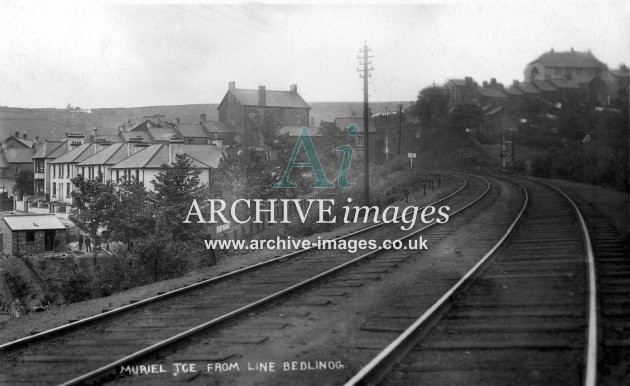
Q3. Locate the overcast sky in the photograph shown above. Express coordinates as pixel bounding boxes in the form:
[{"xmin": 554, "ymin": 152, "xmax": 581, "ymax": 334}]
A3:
[{"xmin": 0, "ymin": 0, "xmax": 628, "ymax": 108}]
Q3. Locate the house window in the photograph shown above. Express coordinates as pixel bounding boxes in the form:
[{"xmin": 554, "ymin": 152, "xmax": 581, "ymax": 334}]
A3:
[
  {"xmin": 60, "ymin": 165, "xmax": 64, "ymax": 178},
  {"xmin": 188, "ymin": 139, "xmax": 194, "ymax": 144},
  {"xmin": 35, "ymin": 160, "xmax": 44, "ymax": 173},
  {"xmin": 81, "ymin": 167, "xmax": 85, "ymax": 177},
  {"xmin": 116, "ymin": 170, "xmax": 120, "ymax": 182},
  {"xmin": 66, "ymin": 183, "xmax": 70, "ymax": 196},
  {"xmin": 66, "ymin": 164, "xmax": 70, "ymax": 176},
  {"xmin": 25, "ymin": 231, "xmax": 35, "ymax": 243},
  {"xmin": 52, "ymin": 165, "xmax": 56, "ymax": 178},
  {"xmin": 15, "ymin": 167, "xmax": 20, "ymax": 174},
  {"xmin": 52, "ymin": 183, "xmax": 56, "ymax": 196},
  {"xmin": 135, "ymin": 169, "xmax": 139, "ymax": 181},
  {"xmin": 356, "ymin": 134, "xmax": 364, "ymax": 147}
]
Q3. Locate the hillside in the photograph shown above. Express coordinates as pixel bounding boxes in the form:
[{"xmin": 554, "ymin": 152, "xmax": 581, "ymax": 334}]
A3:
[{"xmin": 0, "ymin": 101, "xmax": 413, "ymax": 141}]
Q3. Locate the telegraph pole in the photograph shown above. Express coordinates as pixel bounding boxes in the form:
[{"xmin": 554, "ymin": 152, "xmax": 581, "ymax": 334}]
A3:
[
  {"xmin": 358, "ymin": 43, "xmax": 373, "ymax": 204},
  {"xmin": 398, "ymin": 103, "xmax": 403, "ymax": 156}
]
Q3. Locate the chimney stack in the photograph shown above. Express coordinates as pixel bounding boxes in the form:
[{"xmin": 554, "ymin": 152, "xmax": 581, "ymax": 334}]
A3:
[
  {"xmin": 200, "ymin": 114, "xmax": 206, "ymax": 123},
  {"xmin": 258, "ymin": 86, "xmax": 266, "ymax": 106},
  {"xmin": 175, "ymin": 117, "xmax": 180, "ymax": 125},
  {"xmin": 92, "ymin": 127, "xmax": 98, "ymax": 139},
  {"xmin": 228, "ymin": 81, "xmax": 235, "ymax": 91},
  {"xmin": 290, "ymin": 84, "xmax": 297, "ymax": 94},
  {"xmin": 14, "ymin": 131, "xmax": 19, "ymax": 137},
  {"xmin": 22, "ymin": 132, "xmax": 27, "ymax": 139},
  {"xmin": 465, "ymin": 76, "xmax": 473, "ymax": 85}
]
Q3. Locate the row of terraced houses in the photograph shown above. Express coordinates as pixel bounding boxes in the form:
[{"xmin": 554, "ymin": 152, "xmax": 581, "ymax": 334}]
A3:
[
  {"xmin": 6, "ymin": 82, "xmax": 325, "ymax": 217},
  {"xmin": 439, "ymin": 48, "xmax": 629, "ymax": 133}
]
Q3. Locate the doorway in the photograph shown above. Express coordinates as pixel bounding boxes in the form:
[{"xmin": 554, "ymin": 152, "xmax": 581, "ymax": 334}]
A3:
[{"xmin": 44, "ymin": 231, "xmax": 55, "ymax": 252}]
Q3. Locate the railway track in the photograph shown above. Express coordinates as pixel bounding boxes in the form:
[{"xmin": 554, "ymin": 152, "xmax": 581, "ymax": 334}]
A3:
[
  {"xmin": 346, "ymin": 176, "xmax": 598, "ymax": 386},
  {"xmin": 0, "ymin": 173, "xmax": 492, "ymax": 385},
  {"xmin": 133, "ymin": 174, "xmax": 525, "ymax": 385},
  {"xmin": 548, "ymin": 184, "xmax": 629, "ymax": 386}
]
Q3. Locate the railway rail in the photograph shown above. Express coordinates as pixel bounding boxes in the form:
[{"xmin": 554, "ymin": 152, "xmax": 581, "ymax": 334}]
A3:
[
  {"xmin": 1, "ymin": 172, "xmax": 491, "ymax": 385},
  {"xmin": 346, "ymin": 176, "xmax": 598, "ymax": 386}
]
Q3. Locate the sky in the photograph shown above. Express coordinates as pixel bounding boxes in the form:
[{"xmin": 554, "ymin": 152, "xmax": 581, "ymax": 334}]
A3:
[{"xmin": 0, "ymin": 0, "xmax": 628, "ymax": 108}]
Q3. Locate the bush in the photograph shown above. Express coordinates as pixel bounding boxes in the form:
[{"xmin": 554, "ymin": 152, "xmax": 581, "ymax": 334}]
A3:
[
  {"xmin": 62, "ymin": 273, "xmax": 92, "ymax": 303},
  {"xmin": 5, "ymin": 272, "xmax": 29, "ymax": 299}
]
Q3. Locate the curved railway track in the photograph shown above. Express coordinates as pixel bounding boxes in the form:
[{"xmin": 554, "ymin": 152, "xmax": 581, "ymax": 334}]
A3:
[
  {"xmin": 0, "ymin": 173, "xmax": 493, "ymax": 385},
  {"xmin": 346, "ymin": 176, "xmax": 598, "ymax": 386}
]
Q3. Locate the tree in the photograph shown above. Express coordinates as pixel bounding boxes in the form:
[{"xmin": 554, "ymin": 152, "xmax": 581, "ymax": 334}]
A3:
[
  {"xmin": 70, "ymin": 174, "xmax": 117, "ymax": 264},
  {"xmin": 411, "ymin": 86, "xmax": 450, "ymax": 123},
  {"xmin": 450, "ymin": 104, "xmax": 483, "ymax": 132},
  {"xmin": 105, "ymin": 177, "xmax": 154, "ymax": 250},
  {"xmin": 212, "ymin": 145, "xmax": 290, "ymax": 202},
  {"xmin": 12, "ymin": 170, "xmax": 34, "ymax": 197},
  {"xmin": 151, "ymin": 154, "xmax": 207, "ymax": 241}
]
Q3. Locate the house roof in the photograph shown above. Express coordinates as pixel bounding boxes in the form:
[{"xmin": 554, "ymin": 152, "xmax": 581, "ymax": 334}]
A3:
[
  {"xmin": 610, "ymin": 68, "xmax": 630, "ymax": 78},
  {"xmin": 446, "ymin": 78, "xmax": 477, "ymax": 87},
  {"xmin": 279, "ymin": 126, "xmax": 322, "ymax": 137},
  {"xmin": 223, "ymin": 88, "xmax": 310, "ymax": 109},
  {"xmin": 504, "ymin": 86, "xmax": 523, "ymax": 96},
  {"xmin": 3, "ymin": 215, "xmax": 66, "ymax": 231},
  {"xmin": 202, "ymin": 121, "xmax": 233, "ymax": 134},
  {"xmin": 4, "ymin": 149, "xmax": 35, "ymax": 164},
  {"xmin": 121, "ymin": 131, "xmax": 153, "ymax": 143},
  {"xmin": 518, "ymin": 82, "xmax": 542, "ymax": 94},
  {"xmin": 477, "ymin": 86, "xmax": 508, "ymax": 98},
  {"xmin": 177, "ymin": 124, "xmax": 211, "ymax": 138},
  {"xmin": 6, "ymin": 136, "xmax": 34, "ymax": 148},
  {"xmin": 32, "ymin": 141, "xmax": 64, "ymax": 159},
  {"xmin": 147, "ymin": 127, "xmax": 181, "ymax": 142},
  {"xmin": 531, "ymin": 50, "xmax": 605, "ymax": 69},
  {"xmin": 532, "ymin": 80, "xmax": 558, "ymax": 92},
  {"xmin": 111, "ymin": 144, "xmax": 221, "ymax": 170},
  {"xmin": 78, "ymin": 142, "xmax": 135, "ymax": 166},
  {"xmin": 483, "ymin": 106, "xmax": 503, "ymax": 116},
  {"xmin": 49, "ymin": 143, "xmax": 94, "ymax": 164},
  {"xmin": 334, "ymin": 117, "xmax": 376, "ymax": 133},
  {"xmin": 94, "ymin": 134, "xmax": 124, "ymax": 143},
  {"xmin": 549, "ymin": 78, "xmax": 581, "ymax": 89}
]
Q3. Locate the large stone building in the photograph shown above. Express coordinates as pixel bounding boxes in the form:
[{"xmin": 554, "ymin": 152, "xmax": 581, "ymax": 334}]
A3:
[
  {"xmin": 524, "ymin": 48, "xmax": 607, "ymax": 83},
  {"xmin": 217, "ymin": 82, "xmax": 311, "ymax": 147}
]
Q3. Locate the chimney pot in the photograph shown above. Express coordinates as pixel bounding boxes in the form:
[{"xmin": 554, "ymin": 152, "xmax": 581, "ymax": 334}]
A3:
[
  {"xmin": 258, "ymin": 86, "xmax": 266, "ymax": 106},
  {"xmin": 465, "ymin": 76, "xmax": 473, "ymax": 85},
  {"xmin": 491, "ymin": 78, "xmax": 496, "ymax": 85},
  {"xmin": 229, "ymin": 81, "xmax": 235, "ymax": 91},
  {"xmin": 14, "ymin": 131, "xmax": 19, "ymax": 137},
  {"xmin": 290, "ymin": 84, "xmax": 297, "ymax": 93},
  {"xmin": 23, "ymin": 133, "xmax": 27, "ymax": 139}
]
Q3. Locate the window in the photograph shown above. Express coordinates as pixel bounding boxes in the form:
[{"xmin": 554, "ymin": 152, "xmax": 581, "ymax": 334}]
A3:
[
  {"xmin": 52, "ymin": 182, "xmax": 56, "ymax": 196},
  {"xmin": 52, "ymin": 165, "xmax": 56, "ymax": 178},
  {"xmin": 15, "ymin": 167, "xmax": 20, "ymax": 174},
  {"xmin": 81, "ymin": 167, "xmax": 85, "ymax": 177},
  {"xmin": 25, "ymin": 231, "xmax": 35, "ymax": 243},
  {"xmin": 66, "ymin": 183, "xmax": 70, "ymax": 196},
  {"xmin": 35, "ymin": 160, "xmax": 44, "ymax": 173},
  {"xmin": 66, "ymin": 164, "xmax": 70, "ymax": 176},
  {"xmin": 135, "ymin": 169, "xmax": 140, "ymax": 181},
  {"xmin": 188, "ymin": 139, "xmax": 194, "ymax": 144},
  {"xmin": 116, "ymin": 170, "xmax": 120, "ymax": 182},
  {"xmin": 60, "ymin": 164, "xmax": 64, "ymax": 178}
]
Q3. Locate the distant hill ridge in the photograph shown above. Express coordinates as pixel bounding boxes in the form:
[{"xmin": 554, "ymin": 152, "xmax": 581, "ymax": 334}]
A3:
[{"xmin": 0, "ymin": 101, "xmax": 412, "ymax": 141}]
